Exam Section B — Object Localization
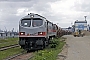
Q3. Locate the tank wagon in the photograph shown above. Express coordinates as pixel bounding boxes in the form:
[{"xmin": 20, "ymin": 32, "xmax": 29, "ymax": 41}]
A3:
[{"xmin": 19, "ymin": 13, "xmax": 58, "ymax": 51}]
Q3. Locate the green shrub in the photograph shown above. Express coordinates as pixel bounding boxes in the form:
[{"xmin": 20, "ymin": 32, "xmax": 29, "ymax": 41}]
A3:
[
  {"xmin": 49, "ymin": 38, "xmax": 60, "ymax": 48},
  {"xmin": 31, "ymin": 37, "xmax": 66, "ymax": 60}
]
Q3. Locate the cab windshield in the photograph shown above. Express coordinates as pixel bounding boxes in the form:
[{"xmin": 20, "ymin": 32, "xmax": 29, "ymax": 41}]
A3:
[
  {"xmin": 32, "ymin": 18, "xmax": 43, "ymax": 27},
  {"xmin": 21, "ymin": 18, "xmax": 43, "ymax": 27},
  {"xmin": 21, "ymin": 19, "xmax": 31, "ymax": 27}
]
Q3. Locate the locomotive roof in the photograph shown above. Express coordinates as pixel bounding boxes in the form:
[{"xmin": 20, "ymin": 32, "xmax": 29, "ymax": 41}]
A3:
[
  {"xmin": 21, "ymin": 13, "xmax": 53, "ymax": 24},
  {"xmin": 21, "ymin": 13, "xmax": 46, "ymax": 19}
]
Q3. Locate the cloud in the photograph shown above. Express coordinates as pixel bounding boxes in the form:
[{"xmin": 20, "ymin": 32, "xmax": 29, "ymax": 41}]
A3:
[
  {"xmin": 0, "ymin": 0, "xmax": 90, "ymax": 31},
  {"xmin": 0, "ymin": 0, "xmax": 32, "ymax": 2},
  {"xmin": 0, "ymin": 0, "xmax": 58, "ymax": 30}
]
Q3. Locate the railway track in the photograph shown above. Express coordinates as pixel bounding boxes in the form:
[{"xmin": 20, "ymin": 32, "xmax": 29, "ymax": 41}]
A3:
[
  {"xmin": 0, "ymin": 43, "xmax": 34, "ymax": 60},
  {"xmin": 5, "ymin": 51, "xmax": 34, "ymax": 60},
  {"xmin": 0, "ymin": 44, "xmax": 19, "ymax": 51}
]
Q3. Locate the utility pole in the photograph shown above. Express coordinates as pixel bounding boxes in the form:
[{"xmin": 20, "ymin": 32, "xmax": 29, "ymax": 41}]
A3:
[
  {"xmin": 4, "ymin": 26, "xmax": 7, "ymax": 32},
  {"xmin": 12, "ymin": 28, "xmax": 14, "ymax": 32},
  {"xmin": 71, "ymin": 23, "xmax": 73, "ymax": 27},
  {"xmin": 84, "ymin": 16, "xmax": 87, "ymax": 21}
]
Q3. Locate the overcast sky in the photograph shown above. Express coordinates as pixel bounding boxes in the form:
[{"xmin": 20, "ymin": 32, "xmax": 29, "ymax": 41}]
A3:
[{"xmin": 0, "ymin": 0, "xmax": 90, "ymax": 31}]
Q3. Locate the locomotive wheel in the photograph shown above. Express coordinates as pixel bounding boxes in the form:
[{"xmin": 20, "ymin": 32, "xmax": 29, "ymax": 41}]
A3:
[
  {"xmin": 41, "ymin": 45, "xmax": 44, "ymax": 50},
  {"xmin": 21, "ymin": 45, "xmax": 25, "ymax": 49},
  {"xmin": 27, "ymin": 50, "xmax": 31, "ymax": 53},
  {"xmin": 40, "ymin": 41, "xmax": 45, "ymax": 49}
]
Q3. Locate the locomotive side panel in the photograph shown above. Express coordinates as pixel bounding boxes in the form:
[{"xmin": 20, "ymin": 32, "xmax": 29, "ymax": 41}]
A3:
[
  {"xmin": 52, "ymin": 24, "xmax": 58, "ymax": 37},
  {"xmin": 47, "ymin": 22, "xmax": 53, "ymax": 36}
]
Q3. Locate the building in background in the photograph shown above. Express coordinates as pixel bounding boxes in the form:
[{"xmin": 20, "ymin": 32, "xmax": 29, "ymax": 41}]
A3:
[
  {"xmin": 74, "ymin": 20, "xmax": 87, "ymax": 32},
  {"xmin": 0, "ymin": 29, "xmax": 19, "ymax": 38},
  {"xmin": 87, "ymin": 24, "xmax": 90, "ymax": 31}
]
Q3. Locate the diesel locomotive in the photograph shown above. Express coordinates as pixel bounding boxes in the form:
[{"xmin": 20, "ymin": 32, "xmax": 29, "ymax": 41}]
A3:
[{"xmin": 19, "ymin": 13, "xmax": 58, "ymax": 51}]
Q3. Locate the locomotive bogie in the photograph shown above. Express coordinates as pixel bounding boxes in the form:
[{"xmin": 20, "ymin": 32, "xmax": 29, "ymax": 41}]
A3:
[{"xmin": 19, "ymin": 37, "xmax": 49, "ymax": 50}]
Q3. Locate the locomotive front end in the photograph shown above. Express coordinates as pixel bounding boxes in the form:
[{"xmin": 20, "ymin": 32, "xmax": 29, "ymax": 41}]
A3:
[{"xmin": 19, "ymin": 13, "xmax": 48, "ymax": 50}]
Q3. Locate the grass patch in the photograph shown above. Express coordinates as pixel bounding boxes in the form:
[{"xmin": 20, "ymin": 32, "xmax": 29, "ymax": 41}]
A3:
[
  {"xmin": 0, "ymin": 37, "xmax": 19, "ymax": 48},
  {"xmin": 0, "ymin": 47, "xmax": 23, "ymax": 60},
  {"xmin": 31, "ymin": 37, "xmax": 66, "ymax": 60},
  {"xmin": 0, "ymin": 40, "xmax": 18, "ymax": 48},
  {"xmin": 0, "ymin": 37, "xmax": 19, "ymax": 43}
]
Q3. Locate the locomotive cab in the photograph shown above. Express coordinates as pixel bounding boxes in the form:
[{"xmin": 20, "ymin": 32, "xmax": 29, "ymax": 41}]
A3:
[{"xmin": 19, "ymin": 13, "xmax": 49, "ymax": 50}]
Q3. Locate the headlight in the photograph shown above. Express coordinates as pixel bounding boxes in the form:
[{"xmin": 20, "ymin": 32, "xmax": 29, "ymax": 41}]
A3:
[
  {"xmin": 19, "ymin": 32, "xmax": 25, "ymax": 35},
  {"xmin": 39, "ymin": 32, "xmax": 43, "ymax": 34},
  {"xmin": 38, "ymin": 32, "xmax": 46, "ymax": 36},
  {"xmin": 30, "ymin": 15, "xmax": 34, "ymax": 18},
  {"xmin": 21, "ymin": 33, "xmax": 24, "ymax": 35},
  {"xmin": 38, "ymin": 32, "xmax": 43, "ymax": 35}
]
